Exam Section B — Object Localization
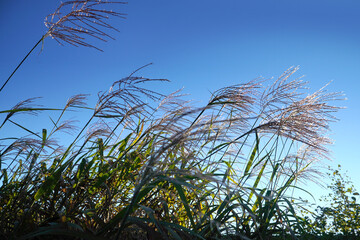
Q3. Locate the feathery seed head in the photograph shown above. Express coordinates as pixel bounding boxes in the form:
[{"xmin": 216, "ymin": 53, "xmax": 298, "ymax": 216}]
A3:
[
  {"xmin": 65, "ymin": 94, "xmax": 89, "ymax": 109},
  {"xmin": 44, "ymin": 0, "xmax": 127, "ymax": 51}
]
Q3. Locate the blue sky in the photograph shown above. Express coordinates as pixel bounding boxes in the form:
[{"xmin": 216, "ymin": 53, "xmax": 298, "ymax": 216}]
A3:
[{"xmin": 1, "ymin": 0, "xmax": 360, "ymax": 201}]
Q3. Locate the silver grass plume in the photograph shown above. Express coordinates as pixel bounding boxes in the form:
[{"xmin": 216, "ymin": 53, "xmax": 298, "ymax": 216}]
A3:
[{"xmin": 44, "ymin": 0, "xmax": 127, "ymax": 51}]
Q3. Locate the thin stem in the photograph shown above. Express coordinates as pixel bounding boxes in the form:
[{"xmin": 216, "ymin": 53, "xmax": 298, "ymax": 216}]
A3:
[{"xmin": 0, "ymin": 36, "xmax": 44, "ymax": 93}]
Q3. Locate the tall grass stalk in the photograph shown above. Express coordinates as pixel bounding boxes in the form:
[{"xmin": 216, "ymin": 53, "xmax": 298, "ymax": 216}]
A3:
[{"xmin": 1, "ymin": 0, "xmax": 126, "ymax": 93}]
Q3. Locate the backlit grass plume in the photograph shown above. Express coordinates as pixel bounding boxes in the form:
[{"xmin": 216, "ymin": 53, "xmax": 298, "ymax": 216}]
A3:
[
  {"xmin": 1, "ymin": 0, "xmax": 126, "ymax": 92},
  {"xmin": 44, "ymin": 0, "xmax": 126, "ymax": 50}
]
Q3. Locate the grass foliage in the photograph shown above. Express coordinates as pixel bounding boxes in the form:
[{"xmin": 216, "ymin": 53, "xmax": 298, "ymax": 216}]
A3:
[
  {"xmin": 0, "ymin": 69, "xmax": 342, "ymax": 239},
  {"xmin": 0, "ymin": 1, "xmax": 344, "ymax": 239}
]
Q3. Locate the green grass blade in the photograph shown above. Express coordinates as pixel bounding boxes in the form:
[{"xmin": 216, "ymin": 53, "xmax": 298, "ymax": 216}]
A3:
[
  {"xmin": 33, "ymin": 159, "xmax": 71, "ymax": 202},
  {"xmin": 244, "ymin": 131, "xmax": 259, "ymax": 176},
  {"xmin": 173, "ymin": 183, "xmax": 196, "ymax": 230}
]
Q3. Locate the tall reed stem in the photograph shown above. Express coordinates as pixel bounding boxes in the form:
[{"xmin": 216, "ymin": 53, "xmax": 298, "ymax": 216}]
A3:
[{"xmin": 0, "ymin": 36, "xmax": 44, "ymax": 93}]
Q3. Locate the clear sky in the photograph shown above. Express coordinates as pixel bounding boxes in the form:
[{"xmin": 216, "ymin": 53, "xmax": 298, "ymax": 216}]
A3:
[{"xmin": 1, "ymin": 0, "xmax": 360, "ymax": 201}]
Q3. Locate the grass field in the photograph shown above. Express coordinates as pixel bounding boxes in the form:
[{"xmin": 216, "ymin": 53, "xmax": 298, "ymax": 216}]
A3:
[{"xmin": 0, "ymin": 1, "xmax": 348, "ymax": 239}]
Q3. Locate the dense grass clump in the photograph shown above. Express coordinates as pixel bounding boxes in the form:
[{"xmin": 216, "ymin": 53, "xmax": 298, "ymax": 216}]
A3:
[{"xmin": 0, "ymin": 67, "xmax": 343, "ymax": 239}]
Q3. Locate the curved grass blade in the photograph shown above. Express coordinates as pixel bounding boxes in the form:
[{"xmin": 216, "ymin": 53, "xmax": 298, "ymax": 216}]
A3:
[
  {"xmin": 244, "ymin": 130, "xmax": 259, "ymax": 176},
  {"xmin": 173, "ymin": 182, "xmax": 196, "ymax": 230}
]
